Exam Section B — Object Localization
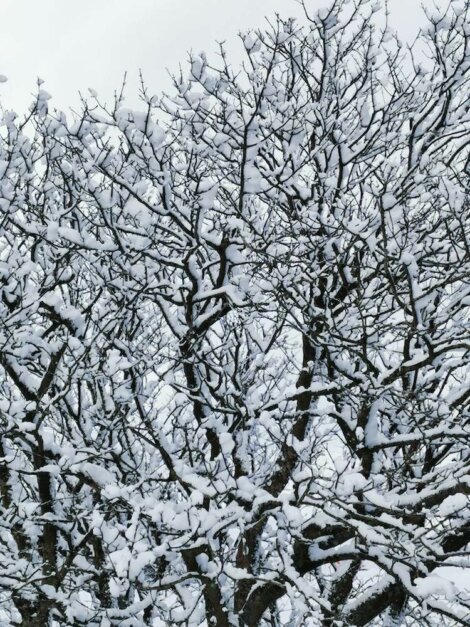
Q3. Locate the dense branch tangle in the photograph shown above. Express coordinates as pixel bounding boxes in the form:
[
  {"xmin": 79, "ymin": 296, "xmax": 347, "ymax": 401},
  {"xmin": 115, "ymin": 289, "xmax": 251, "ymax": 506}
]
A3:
[{"xmin": 0, "ymin": 0, "xmax": 469, "ymax": 624}]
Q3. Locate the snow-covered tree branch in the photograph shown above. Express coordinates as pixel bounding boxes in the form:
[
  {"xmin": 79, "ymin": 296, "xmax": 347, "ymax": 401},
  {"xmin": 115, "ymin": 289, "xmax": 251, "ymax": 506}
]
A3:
[{"xmin": 0, "ymin": 0, "xmax": 470, "ymax": 624}]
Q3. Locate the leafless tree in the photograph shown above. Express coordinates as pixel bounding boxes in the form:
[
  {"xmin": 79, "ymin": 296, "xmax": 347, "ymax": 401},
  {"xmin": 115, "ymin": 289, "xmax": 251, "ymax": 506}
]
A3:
[{"xmin": 0, "ymin": 0, "xmax": 470, "ymax": 624}]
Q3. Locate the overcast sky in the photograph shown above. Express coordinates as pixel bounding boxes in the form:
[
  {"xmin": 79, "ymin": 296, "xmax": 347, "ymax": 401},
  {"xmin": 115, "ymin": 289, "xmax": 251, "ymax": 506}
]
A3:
[{"xmin": 0, "ymin": 0, "xmax": 434, "ymax": 114}]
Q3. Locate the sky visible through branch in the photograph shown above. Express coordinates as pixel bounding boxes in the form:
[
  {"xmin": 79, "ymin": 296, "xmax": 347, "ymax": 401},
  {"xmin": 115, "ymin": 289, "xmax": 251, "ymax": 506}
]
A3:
[{"xmin": 0, "ymin": 0, "xmax": 428, "ymax": 113}]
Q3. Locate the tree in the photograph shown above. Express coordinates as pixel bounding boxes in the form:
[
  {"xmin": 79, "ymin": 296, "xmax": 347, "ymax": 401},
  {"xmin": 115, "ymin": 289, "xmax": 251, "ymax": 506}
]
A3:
[{"xmin": 1, "ymin": 0, "xmax": 470, "ymax": 624}]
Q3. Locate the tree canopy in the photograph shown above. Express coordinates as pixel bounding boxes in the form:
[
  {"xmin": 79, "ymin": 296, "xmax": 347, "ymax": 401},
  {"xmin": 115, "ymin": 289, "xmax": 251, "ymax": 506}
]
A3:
[{"xmin": 0, "ymin": 0, "xmax": 470, "ymax": 624}]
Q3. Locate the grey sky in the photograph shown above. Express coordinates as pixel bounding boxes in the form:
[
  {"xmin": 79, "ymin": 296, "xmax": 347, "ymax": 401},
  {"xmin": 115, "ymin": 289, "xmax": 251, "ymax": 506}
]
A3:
[{"xmin": 0, "ymin": 0, "xmax": 432, "ymax": 114}]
